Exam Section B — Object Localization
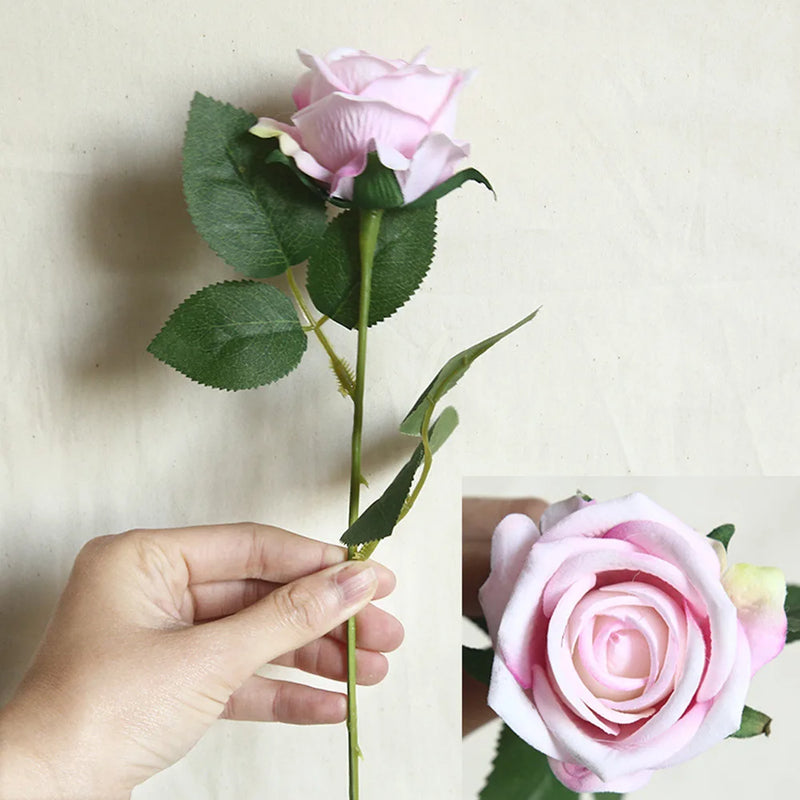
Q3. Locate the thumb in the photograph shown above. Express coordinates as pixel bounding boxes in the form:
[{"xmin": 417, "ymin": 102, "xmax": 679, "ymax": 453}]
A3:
[{"xmin": 209, "ymin": 560, "xmax": 379, "ymax": 680}]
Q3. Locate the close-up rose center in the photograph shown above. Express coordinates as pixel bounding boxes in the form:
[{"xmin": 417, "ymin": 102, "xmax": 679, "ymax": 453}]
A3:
[
  {"xmin": 566, "ymin": 587, "xmax": 673, "ymax": 706},
  {"xmin": 606, "ymin": 625, "xmax": 650, "ymax": 679}
]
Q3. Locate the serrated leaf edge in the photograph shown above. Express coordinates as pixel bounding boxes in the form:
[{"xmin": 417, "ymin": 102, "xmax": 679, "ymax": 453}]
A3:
[{"xmin": 147, "ymin": 279, "xmax": 307, "ymax": 391}]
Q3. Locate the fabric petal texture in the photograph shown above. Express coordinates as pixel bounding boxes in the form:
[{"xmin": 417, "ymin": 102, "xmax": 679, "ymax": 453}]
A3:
[
  {"xmin": 478, "ymin": 492, "xmax": 787, "ymax": 793},
  {"xmin": 253, "ymin": 48, "xmax": 472, "ymax": 203}
]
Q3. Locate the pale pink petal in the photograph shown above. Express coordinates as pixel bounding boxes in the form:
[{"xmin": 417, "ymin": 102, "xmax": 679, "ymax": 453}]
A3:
[
  {"xmin": 249, "ymin": 118, "xmax": 332, "ymax": 184},
  {"xmin": 622, "ymin": 613, "xmax": 706, "ymax": 745},
  {"xmin": 478, "ymin": 513, "xmax": 540, "ymax": 644},
  {"xmin": 326, "ymin": 53, "xmax": 399, "ymax": 95},
  {"xmin": 361, "ymin": 67, "xmax": 462, "ymax": 124},
  {"xmin": 374, "ymin": 141, "xmax": 411, "ymax": 171},
  {"xmin": 486, "ymin": 656, "xmax": 569, "ymax": 761},
  {"xmin": 604, "ymin": 520, "xmax": 739, "ymax": 702},
  {"xmin": 394, "ymin": 132, "xmax": 469, "ymax": 203},
  {"xmin": 292, "ymin": 93, "xmax": 429, "ymax": 173},
  {"xmin": 291, "ymin": 72, "xmax": 314, "ymax": 110},
  {"xmin": 658, "ymin": 624, "xmax": 751, "ymax": 768},
  {"xmin": 540, "ymin": 492, "xmax": 700, "ymax": 546},
  {"xmin": 328, "ymin": 152, "xmax": 367, "ymax": 199},
  {"xmin": 546, "ymin": 576, "xmax": 621, "ymax": 732},
  {"xmin": 429, "ymin": 68, "xmax": 473, "ymax": 136},
  {"xmin": 541, "ymin": 542, "xmax": 700, "ymax": 618},
  {"xmin": 538, "ymin": 494, "xmax": 591, "ymax": 536},
  {"xmin": 530, "ymin": 664, "xmax": 613, "ymax": 777},
  {"xmin": 722, "ymin": 563, "xmax": 787, "ymax": 674},
  {"xmin": 548, "ymin": 758, "xmax": 654, "ymax": 793},
  {"xmin": 296, "ymin": 50, "xmax": 351, "ymax": 105},
  {"xmin": 495, "ymin": 537, "xmax": 618, "ymax": 686}
]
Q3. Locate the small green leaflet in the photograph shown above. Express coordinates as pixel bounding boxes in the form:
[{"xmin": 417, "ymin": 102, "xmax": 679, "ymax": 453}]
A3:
[
  {"xmin": 729, "ymin": 705, "xmax": 772, "ymax": 738},
  {"xmin": 480, "ymin": 724, "xmax": 578, "ymax": 800},
  {"xmin": 785, "ymin": 584, "xmax": 800, "ymax": 644},
  {"xmin": 405, "ymin": 167, "xmax": 495, "ymax": 209},
  {"xmin": 401, "ymin": 308, "xmax": 539, "ymax": 436},
  {"xmin": 462, "ymin": 646, "xmax": 493, "ymax": 686},
  {"xmin": 183, "ymin": 93, "xmax": 326, "ymax": 278},
  {"xmin": 340, "ymin": 407, "xmax": 458, "ymax": 547},
  {"xmin": 148, "ymin": 281, "xmax": 307, "ymax": 390},
  {"xmin": 707, "ymin": 524, "xmax": 735, "ymax": 551},
  {"xmin": 351, "ymin": 153, "xmax": 405, "ymax": 209},
  {"xmin": 307, "ymin": 204, "xmax": 437, "ymax": 329}
]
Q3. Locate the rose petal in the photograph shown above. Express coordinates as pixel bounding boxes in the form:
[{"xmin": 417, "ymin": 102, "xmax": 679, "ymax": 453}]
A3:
[
  {"xmin": 604, "ymin": 520, "xmax": 739, "ymax": 702},
  {"xmin": 395, "ymin": 132, "xmax": 469, "ymax": 203},
  {"xmin": 361, "ymin": 66, "xmax": 461, "ymax": 125},
  {"xmin": 486, "ymin": 655, "xmax": 569, "ymax": 761},
  {"xmin": 657, "ymin": 624, "xmax": 751, "ymax": 768},
  {"xmin": 538, "ymin": 494, "xmax": 591, "ymax": 536},
  {"xmin": 495, "ymin": 537, "xmax": 627, "ymax": 687},
  {"xmin": 478, "ymin": 513, "xmax": 540, "ymax": 644},
  {"xmin": 249, "ymin": 118, "xmax": 332, "ymax": 184},
  {"xmin": 722, "ymin": 563, "xmax": 787, "ymax": 674},
  {"xmin": 292, "ymin": 93, "xmax": 429, "ymax": 173},
  {"xmin": 326, "ymin": 52, "xmax": 400, "ymax": 95},
  {"xmin": 540, "ymin": 492, "xmax": 698, "ymax": 546},
  {"xmin": 548, "ymin": 758, "xmax": 654, "ymax": 793}
]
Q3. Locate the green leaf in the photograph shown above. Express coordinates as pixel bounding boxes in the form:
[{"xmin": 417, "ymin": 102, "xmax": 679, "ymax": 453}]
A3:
[
  {"xmin": 729, "ymin": 705, "xmax": 772, "ymax": 738},
  {"xmin": 340, "ymin": 409, "xmax": 458, "ymax": 547},
  {"xmin": 405, "ymin": 166, "xmax": 495, "ymax": 209},
  {"xmin": 462, "ymin": 646, "xmax": 493, "ymax": 686},
  {"xmin": 148, "ymin": 281, "xmax": 307, "ymax": 390},
  {"xmin": 707, "ymin": 523, "xmax": 735, "ymax": 550},
  {"xmin": 351, "ymin": 153, "xmax": 405, "ymax": 209},
  {"xmin": 401, "ymin": 308, "xmax": 540, "ymax": 436},
  {"xmin": 480, "ymin": 724, "xmax": 578, "ymax": 800},
  {"xmin": 594, "ymin": 794, "xmax": 624, "ymax": 799},
  {"xmin": 785, "ymin": 584, "xmax": 800, "ymax": 644},
  {"xmin": 428, "ymin": 406, "xmax": 459, "ymax": 452},
  {"xmin": 183, "ymin": 92, "xmax": 326, "ymax": 278},
  {"xmin": 307, "ymin": 204, "xmax": 436, "ymax": 329}
]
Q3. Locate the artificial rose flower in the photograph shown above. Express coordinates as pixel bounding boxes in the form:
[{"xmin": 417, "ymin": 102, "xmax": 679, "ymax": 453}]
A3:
[
  {"xmin": 250, "ymin": 48, "xmax": 471, "ymax": 203},
  {"xmin": 479, "ymin": 493, "xmax": 787, "ymax": 793}
]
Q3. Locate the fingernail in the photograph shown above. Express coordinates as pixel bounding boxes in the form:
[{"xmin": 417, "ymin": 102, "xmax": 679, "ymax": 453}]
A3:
[{"xmin": 335, "ymin": 562, "xmax": 377, "ymax": 605}]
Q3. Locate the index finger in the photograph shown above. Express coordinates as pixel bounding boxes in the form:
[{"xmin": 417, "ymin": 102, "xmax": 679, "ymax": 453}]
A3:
[{"xmin": 137, "ymin": 522, "xmax": 396, "ymax": 592}]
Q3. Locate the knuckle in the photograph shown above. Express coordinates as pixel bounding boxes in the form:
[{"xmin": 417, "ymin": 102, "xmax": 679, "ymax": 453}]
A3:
[{"xmin": 274, "ymin": 582, "xmax": 329, "ymax": 634}]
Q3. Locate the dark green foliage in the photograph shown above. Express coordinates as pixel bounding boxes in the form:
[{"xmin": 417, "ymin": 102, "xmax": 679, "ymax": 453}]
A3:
[
  {"xmin": 462, "ymin": 646, "xmax": 493, "ymax": 686},
  {"xmin": 148, "ymin": 281, "xmax": 307, "ymax": 390},
  {"xmin": 707, "ymin": 523, "xmax": 735, "ymax": 550},
  {"xmin": 307, "ymin": 205, "xmax": 437, "ymax": 329},
  {"xmin": 729, "ymin": 705, "xmax": 772, "ymax": 738},
  {"xmin": 183, "ymin": 93, "xmax": 326, "ymax": 277},
  {"xmin": 480, "ymin": 725, "xmax": 579, "ymax": 800},
  {"xmin": 339, "ymin": 408, "xmax": 458, "ymax": 547}
]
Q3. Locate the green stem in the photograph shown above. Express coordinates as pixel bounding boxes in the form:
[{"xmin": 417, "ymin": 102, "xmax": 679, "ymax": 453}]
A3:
[
  {"xmin": 396, "ymin": 405, "xmax": 435, "ymax": 524},
  {"xmin": 346, "ymin": 208, "xmax": 383, "ymax": 800}
]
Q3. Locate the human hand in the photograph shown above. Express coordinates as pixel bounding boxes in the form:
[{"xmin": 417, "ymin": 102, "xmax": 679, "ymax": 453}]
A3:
[
  {"xmin": 0, "ymin": 523, "xmax": 402, "ymax": 799},
  {"xmin": 462, "ymin": 497, "xmax": 547, "ymax": 736}
]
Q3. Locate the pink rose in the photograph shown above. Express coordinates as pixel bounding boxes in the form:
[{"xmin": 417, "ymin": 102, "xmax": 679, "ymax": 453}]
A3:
[
  {"xmin": 250, "ymin": 48, "xmax": 471, "ymax": 203},
  {"xmin": 479, "ymin": 493, "xmax": 787, "ymax": 793}
]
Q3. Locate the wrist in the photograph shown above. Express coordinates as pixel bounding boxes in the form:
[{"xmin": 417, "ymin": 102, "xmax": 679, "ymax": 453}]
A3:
[{"xmin": 0, "ymin": 694, "xmax": 130, "ymax": 800}]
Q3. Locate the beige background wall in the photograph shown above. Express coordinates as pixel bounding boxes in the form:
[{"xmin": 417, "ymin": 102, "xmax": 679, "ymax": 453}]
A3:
[{"xmin": 1, "ymin": 2, "xmax": 798, "ymax": 799}]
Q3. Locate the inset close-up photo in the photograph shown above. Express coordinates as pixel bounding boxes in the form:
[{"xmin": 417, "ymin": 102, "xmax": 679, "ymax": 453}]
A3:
[{"xmin": 463, "ymin": 478, "xmax": 800, "ymax": 799}]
